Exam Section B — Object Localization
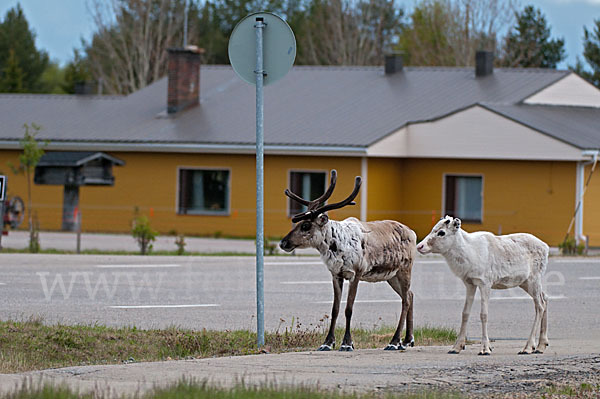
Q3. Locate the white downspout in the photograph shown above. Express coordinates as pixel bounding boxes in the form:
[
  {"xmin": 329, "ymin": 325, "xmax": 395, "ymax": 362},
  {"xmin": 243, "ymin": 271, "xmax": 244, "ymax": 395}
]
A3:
[
  {"xmin": 360, "ymin": 157, "xmax": 368, "ymax": 222},
  {"xmin": 575, "ymin": 150, "xmax": 599, "ymax": 245},
  {"xmin": 575, "ymin": 161, "xmax": 585, "ymax": 244}
]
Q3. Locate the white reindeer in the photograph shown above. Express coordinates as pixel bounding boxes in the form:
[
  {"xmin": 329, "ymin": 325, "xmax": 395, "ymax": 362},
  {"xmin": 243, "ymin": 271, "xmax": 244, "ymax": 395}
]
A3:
[
  {"xmin": 279, "ymin": 170, "xmax": 417, "ymax": 351},
  {"xmin": 417, "ymin": 216, "xmax": 549, "ymax": 355}
]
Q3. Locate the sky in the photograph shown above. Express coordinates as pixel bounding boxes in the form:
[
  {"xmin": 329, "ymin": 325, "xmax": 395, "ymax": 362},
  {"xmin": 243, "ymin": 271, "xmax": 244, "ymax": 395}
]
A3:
[{"xmin": 0, "ymin": 0, "xmax": 599, "ymax": 70}]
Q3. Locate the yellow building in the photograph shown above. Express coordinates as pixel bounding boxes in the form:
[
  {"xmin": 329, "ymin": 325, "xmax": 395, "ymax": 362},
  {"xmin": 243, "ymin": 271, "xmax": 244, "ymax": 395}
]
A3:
[{"xmin": 1, "ymin": 50, "xmax": 599, "ymax": 247}]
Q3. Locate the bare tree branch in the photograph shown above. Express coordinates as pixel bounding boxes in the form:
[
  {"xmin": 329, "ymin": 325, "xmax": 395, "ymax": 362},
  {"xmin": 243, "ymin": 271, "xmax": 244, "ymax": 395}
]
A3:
[{"xmin": 85, "ymin": 0, "xmax": 191, "ymax": 94}]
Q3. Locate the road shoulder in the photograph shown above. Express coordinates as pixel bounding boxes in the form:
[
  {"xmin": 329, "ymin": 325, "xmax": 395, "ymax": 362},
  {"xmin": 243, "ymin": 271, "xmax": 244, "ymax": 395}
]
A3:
[{"xmin": 0, "ymin": 339, "xmax": 598, "ymax": 398}]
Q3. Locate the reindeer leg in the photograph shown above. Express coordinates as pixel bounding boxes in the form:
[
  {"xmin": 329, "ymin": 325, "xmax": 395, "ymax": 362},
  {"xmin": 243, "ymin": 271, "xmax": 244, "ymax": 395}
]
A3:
[
  {"xmin": 535, "ymin": 292, "xmax": 549, "ymax": 354},
  {"xmin": 385, "ymin": 276, "xmax": 412, "ymax": 350},
  {"xmin": 449, "ymin": 282, "xmax": 476, "ymax": 354},
  {"xmin": 477, "ymin": 284, "xmax": 492, "ymax": 355},
  {"xmin": 404, "ymin": 290, "xmax": 414, "ymax": 347},
  {"xmin": 339, "ymin": 276, "xmax": 360, "ymax": 351},
  {"xmin": 319, "ymin": 276, "xmax": 343, "ymax": 351},
  {"xmin": 519, "ymin": 279, "xmax": 545, "ymax": 355}
]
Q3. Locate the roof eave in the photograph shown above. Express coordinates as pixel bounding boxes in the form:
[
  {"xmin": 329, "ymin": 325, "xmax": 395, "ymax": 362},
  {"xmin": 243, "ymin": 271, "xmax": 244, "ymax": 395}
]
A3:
[{"xmin": 0, "ymin": 140, "xmax": 368, "ymax": 157}]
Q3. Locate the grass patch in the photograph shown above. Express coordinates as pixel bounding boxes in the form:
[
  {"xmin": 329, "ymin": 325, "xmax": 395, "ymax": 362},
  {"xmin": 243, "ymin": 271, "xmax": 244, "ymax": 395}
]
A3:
[
  {"xmin": 148, "ymin": 380, "xmax": 463, "ymax": 399},
  {"xmin": 0, "ymin": 319, "xmax": 456, "ymax": 374},
  {"xmin": 1, "ymin": 379, "xmax": 463, "ymax": 399},
  {"xmin": 543, "ymin": 382, "xmax": 600, "ymax": 398},
  {"xmin": 335, "ymin": 324, "xmax": 457, "ymax": 349}
]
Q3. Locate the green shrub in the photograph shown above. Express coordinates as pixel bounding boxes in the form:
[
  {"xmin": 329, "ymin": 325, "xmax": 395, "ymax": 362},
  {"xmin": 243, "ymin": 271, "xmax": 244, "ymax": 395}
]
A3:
[
  {"xmin": 559, "ymin": 237, "xmax": 585, "ymax": 255},
  {"xmin": 132, "ymin": 215, "xmax": 157, "ymax": 255},
  {"xmin": 28, "ymin": 212, "xmax": 41, "ymax": 253},
  {"xmin": 175, "ymin": 234, "xmax": 186, "ymax": 255}
]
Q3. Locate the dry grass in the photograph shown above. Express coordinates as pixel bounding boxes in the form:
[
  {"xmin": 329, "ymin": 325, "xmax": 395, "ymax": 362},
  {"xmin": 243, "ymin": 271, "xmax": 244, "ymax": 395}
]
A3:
[
  {"xmin": 542, "ymin": 382, "xmax": 600, "ymax": 398},
  {"xmin": 0, "ymin": 318, "xmax": 456, "ymax": 374},
  {"xmin": 0, "ymin": 379, "xmax": 463, "ymax": 399}
]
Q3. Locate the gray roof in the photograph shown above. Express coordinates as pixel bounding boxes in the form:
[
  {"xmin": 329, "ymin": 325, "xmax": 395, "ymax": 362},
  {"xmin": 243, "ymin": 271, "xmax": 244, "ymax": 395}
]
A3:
[
  {"xmin": 0, "ymin": 65, "xmax": 598, "ymax": 150},
  {"xmin": 37, "ymin": 151, "xmax": 125, "ymax": 167},
  {"xmin": 481, "ymin": 103, "xmax": 600, "ymax": 150}
]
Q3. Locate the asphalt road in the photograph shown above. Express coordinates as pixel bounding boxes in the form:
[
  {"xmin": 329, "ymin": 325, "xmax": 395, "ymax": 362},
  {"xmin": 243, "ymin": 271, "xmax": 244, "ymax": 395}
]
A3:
[{"xmin": 0, "ymin": 254, "xmax": 599, "ymax": 343}]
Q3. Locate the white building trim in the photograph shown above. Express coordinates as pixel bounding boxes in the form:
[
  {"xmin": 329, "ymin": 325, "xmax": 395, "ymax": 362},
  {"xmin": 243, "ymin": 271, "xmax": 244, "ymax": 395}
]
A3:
[
  {"xmin": 575, "ymin": 150, "xmax": 600, "ymax": 245},
  {"xmin": 368, "ymin": 105, "xmax": 586, "ymax": 161},
  {"xmin": 524, "ymin": 73, "xmax": 600, "ymax": 108},
  {"xmin": 360, "ymin": 157, "xmax": 368, "ymax": 222}
]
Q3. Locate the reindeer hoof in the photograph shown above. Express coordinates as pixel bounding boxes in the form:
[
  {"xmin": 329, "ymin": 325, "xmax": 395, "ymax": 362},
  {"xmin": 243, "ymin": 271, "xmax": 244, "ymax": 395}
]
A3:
[
  {"xmin": 448, "ymin": 350, "xmax": 460, "ymax": 354},
  {"xmin": 478, "ymin": 351, "xmax": 491, "ymax": 356},
  {"xmin": 518, "ymin": 350, "xmax": 531, "ymax": 355},
  {"xmin": 384, "ymin": 343, "xmax": 406, "ymax": 351},
  {"xmin": 403, "ymin": 337, "xmax": 415, "ymax": 347},
  {"xmin": 318, "ymin": 344, "xmax": 333, "ymax": 351},
  {"xmin": 339, "ymin": 344, "xmax": 354, "ymax": 352},
  {"xmin": 533, "ymin": 349, "xmax": 544, "ymax": 354}
]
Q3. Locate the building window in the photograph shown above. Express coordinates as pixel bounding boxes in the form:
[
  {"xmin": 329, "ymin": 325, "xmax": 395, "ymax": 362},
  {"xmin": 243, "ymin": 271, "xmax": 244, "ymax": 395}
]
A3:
[
  {"xmin": 444, "ymin": 175, "xmax": 483, "ymax": 223},
  {"xmin": 288, "ymin": 171, "xmax": 327, "ymax": 216},
  {"xmin": 178, "ymin": 169, "xmax": 230, "ymax": 215}
]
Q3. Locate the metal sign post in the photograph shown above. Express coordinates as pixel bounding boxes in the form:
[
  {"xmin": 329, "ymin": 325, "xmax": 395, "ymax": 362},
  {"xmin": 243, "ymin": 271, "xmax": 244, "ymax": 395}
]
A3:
[
  {"xmin": 254, "ymin": 17, "xmax": 266, "ymax": 346},
  {"xmin": 229, "ymin": 12, "xmax": 296, "ymax": 347},
  {"xmin": 0, "ymin": 176, "xmax": 5, "ymax": 250}
]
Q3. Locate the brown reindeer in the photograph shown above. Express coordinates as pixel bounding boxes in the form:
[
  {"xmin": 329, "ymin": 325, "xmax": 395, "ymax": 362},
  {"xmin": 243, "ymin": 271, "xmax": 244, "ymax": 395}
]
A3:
[{"xmin": 279, "ymin": 170, "xmax": 417, "ymax": 351}]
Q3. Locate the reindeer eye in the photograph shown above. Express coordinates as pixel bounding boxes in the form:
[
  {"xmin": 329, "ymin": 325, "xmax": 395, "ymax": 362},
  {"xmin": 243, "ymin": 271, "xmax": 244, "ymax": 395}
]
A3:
[
  {"xmin": 301, "ymin": 222, "xmax": 312, "ymax": 232},
  {"xmin": 437, "ymin": 230, "xmax": 446, "ymax": 237}
]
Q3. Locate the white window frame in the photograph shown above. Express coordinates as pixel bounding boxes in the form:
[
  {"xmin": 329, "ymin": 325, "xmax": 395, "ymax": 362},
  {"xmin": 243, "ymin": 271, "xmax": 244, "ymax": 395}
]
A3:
[
  {"xmin": 441, "ymin": 173, "xmax": 484, "ymax": 224},
  {"xmin": 286, "ymin": 169, "xmax": 328, "ymax": 218},
  {"xmin": 176, "ymin": 166, "xmax": 232, "ymax": 216}
]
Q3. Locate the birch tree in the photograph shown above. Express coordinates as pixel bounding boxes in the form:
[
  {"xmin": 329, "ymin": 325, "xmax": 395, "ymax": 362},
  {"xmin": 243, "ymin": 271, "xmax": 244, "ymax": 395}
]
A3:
[
  {"xmin": 85, "ymin": 0, "xmax": 192, "ymax": 94},
  {"xmin": 299, "ymin": 0, "xmax": 404, "ymax": 65},
  {"xmin": 399, "ymin": 0, "xmax": 516, "ymax": 66},
  {"xmin": 448, "ymin": 0, "xmax": 517, "ymax": 65}
]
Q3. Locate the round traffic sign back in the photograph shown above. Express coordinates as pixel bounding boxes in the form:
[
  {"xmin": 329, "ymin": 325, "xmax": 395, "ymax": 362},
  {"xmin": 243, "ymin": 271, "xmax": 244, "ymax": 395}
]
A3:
[{"xmin": 228, "ymin": 12, "xmax": 296, "ymax": 86}]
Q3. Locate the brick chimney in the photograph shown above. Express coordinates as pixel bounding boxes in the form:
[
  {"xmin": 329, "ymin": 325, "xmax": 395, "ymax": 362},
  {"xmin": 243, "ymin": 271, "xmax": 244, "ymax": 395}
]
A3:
[
  {"xmin": 167, "ymin": 46, "xmax": 203, "ymax": 114},
  {"xmin": 475, "ymin": 51, "xmax": 494, "ymax": 77}
]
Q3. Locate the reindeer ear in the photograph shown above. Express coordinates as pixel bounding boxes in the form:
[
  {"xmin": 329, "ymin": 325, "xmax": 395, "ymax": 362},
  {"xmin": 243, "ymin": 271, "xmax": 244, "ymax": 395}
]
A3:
[
  {"xmin": 451, "ymin": 218, "xmax": 461, "ymax": 230},
  {"xmin": 316, "ymin": 214, "xmax": 329, "ymax": 226}
]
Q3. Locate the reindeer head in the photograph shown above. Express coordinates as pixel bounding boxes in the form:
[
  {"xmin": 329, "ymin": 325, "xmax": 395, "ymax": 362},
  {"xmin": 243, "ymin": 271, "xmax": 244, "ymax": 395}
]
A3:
[
  {"xmin": 279, "ymin": 170, "xmax": 362, "ymax": 252},
  {"xmin": 417, "ymin": 215, "xmax": 462, "ymax": 254}
]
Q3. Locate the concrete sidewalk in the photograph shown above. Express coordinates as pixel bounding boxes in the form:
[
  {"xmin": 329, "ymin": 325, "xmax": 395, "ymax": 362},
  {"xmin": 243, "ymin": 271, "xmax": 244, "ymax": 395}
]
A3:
[
  {"xmin": 0, "ymin": 230, "xmax": 592, "ymax": 256},
  {"xmin": 0, "ymin": 340, "xmax": 597, "ymax": 398},
  {"xmin": 0, "ymin": 230, "xmax": 317, "ymax": 255}
]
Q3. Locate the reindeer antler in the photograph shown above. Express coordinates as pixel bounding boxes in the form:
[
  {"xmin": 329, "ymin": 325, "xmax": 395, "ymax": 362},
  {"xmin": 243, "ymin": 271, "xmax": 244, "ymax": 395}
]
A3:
[{"xmin": 285, "ymin": 170, "xmax": 362, "ymax": 223}]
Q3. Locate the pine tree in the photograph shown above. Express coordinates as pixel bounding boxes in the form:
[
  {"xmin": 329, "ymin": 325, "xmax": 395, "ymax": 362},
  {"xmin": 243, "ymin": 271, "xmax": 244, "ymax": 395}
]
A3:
[
  {"xmin": 0, "ymin": 48, "xmax": 24, "ymax": 92},
  {"xmin": 62, "ymin": 49, "xmax": 92, "ymax": 94},
  {"xmin": 501, "ymin": 5, "xmax": 565, "ymax": 68},
  {"xmin": 579, "ymin": 19, "xmax": 600, "ymax": 88},
  {"xmin": 0, "ymin": 3, "xmax": 49, "ymax": 92}
]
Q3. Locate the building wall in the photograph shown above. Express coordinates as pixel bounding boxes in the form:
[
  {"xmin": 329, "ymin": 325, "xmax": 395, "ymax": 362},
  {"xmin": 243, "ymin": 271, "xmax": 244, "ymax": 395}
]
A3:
[
  {"xmin": 0, "ymin": 150, "xmax": 362, "ymax": 238},
  {"xmin": 396, "ymin": 158, "xmax": 577, "ymax": 246},
  {"xmin": 1, "ymin": 150, "xmax": 587, "ymax": 246},
  {"xmin": 365, "ymin": 157, "xmax": 404, "ymax": 221},
  {"xmin": 583, "ymin": 163, "xmax": 600, "ymax": 245}
]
